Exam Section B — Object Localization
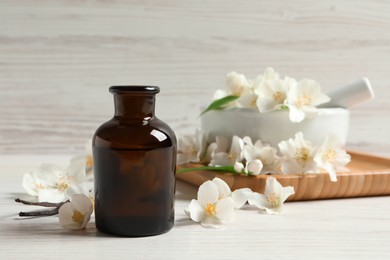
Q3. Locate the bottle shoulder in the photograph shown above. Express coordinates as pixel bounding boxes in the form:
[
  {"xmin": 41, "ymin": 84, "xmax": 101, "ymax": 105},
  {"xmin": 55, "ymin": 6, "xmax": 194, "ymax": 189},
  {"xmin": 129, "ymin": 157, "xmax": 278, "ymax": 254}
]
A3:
[{"xmin": 93, "ymin": 117, "xmax": 176, "ymax": 149}]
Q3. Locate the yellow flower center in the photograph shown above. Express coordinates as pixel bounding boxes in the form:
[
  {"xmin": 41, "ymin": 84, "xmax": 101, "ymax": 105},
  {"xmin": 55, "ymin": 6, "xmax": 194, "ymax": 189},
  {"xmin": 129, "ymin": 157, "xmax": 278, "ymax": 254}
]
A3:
[
  {"xmin": 295, "ymin": 94, "xmax": 311, "ymax": 108},
  {"xmin": 267, "ymin": 193, "xmax": 279, "ymax": 207},
  {"xmin": 323, "ymin": 149, "xmax": 337, "ymax": 164},
  {"xmin": 56, "ymin": 182, "xmax": 69, "ymax": 191},
  {"xmin": 204, "ymin": 203, "xmax": 217, "ymax": 216},
  {"xmin": 228, "ymin": 152, "xmax": 237, "ymax": 163},
  {"xmin": 295, "ymin": 147, "xmax": 310, "ymax": 164},
  {"xmin": 232, "ymin": 85, "xmax": 243, "ymax": 96},
  {"xmin": 72, "ymin": 210, "xmax": 85, "ymax": 225},
  {"xmin": 250, "ymin": 96, "xmax": 257, "ymax": 108},
  {"xmin": 273, "ymin": 91, "xmax": 285, "ymax": 102},
  {"xmin": 55, "ymin": 177, "xmax": 70, "ymax": 192},
  {"xmin": 34, "ymin": 183, "xmax": 45, "ymax": 190},
  {"xmin": 86, "ymin": 155, "xmax": 93, "ymax": 168},
  {"xmin": 89, "ymin": 195, "xmax": 95, "ymax": 208}
]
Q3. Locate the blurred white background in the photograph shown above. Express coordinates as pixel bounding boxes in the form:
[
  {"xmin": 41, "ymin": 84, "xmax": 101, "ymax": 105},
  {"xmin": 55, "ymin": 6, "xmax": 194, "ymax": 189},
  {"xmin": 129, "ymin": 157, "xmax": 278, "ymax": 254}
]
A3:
[{"xmin": 0, "ymin": 0, "xmax": 389, "ymax": 155}]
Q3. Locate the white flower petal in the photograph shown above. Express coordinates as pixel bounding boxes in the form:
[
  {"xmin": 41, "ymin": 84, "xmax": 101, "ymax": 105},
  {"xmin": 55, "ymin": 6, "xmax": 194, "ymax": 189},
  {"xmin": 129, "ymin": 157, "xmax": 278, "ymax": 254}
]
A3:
[
  {"xmin": 226, "ymin": 71, "xmax": 251, "ymax": 96},
  {"xmin": 264, "ymin": 207, "xmax": 283, "ymax": 215},
  {"xmin": 70, "ymin": 194, "xmax": 93, "ymax": 216},
  {"xmin": 59, "ymin": 202, "xmax": 79, "ymax": 229},
  {"xmin": 245, "ymin": 159, "xmax": 263, "ymax": 175},
  {"xmin": 215, "ymin": 197, "xmax": 235, "ymax": 221},
  {"xmin": 38, "ymin": 188, "xmax": 67, "ymax": 203},
  {"xmin": 265, "ymin": 177, "xmax": 283, "ymax": 197},
  {"xmin": 38, "ymin": 164, "xmax": 63, "ymax": 183},
  {"xmin": 314, "ymin": 135, "xmax": 351, "ymax": 181},
  {"xmin": 288, "ymin": 105, "xmax": 306, "ymax": 122},
  {"xmin": 200, "ymin": 217, "xmax": 224, "ymax": 229},
  {"xmin": 248, "ymin": 192, "xmax": 269, "ymax": 209},
  {"xmin": 234, "ymin": 162, "xmax": 244, "ymax": 173},
  {"xmin": 334, "ymin": 151, "xmax": 351, "ymax": 167},
  {"xmin": 197, "ymin": 181, "xmax": 219, "ymax": 207},
  {"xmin": 212, "ymin": 177, "xmax": 232, "ymax": 199},
  {"xmin": 280, "ymin": 186, "xmax": 295, "ymax": 202},
  {"xmin": 237, "ymin": 93, "xmax": 257, "ymax": 108},
  {"xmin": 312, "ymin": 92, "xmax": 331, "ymax": 106},
  {"xmin": 257, "ymin": 97, "xmax": 278, "ymax": 113},
  {"xmin": 243, "ymin": 136, "xmax": 253, "ymax": 146},
  {"xmin": 66, "ymin": 183, "xmax": 90, "ymax": 199},
  {"xmin": 59, "ymin": 195, "xmax": 92, "ymax": 230},
  {"xmin": 230, "ymin": 136, "xmax": 244, "ymax": 161},
  {"xmin": 67, "ymin": 160, "xmax": 86, "ymax": 183},
  {"xmin": 22, "ymin": 172, "xmax": 40, "ymax": 196},
  {"xmin": 243, "ymin": 145, "xmax": 257, "ymax": 162},
  {"xmin": 278, "ymin": 139, "xmax": 295, "ymax": 158},
  {"xmin": 209, "ymin": 152, "xmax": 231, "ymax": 166},
  {"xmin": 185, "ymin": 199, "xmax": 205, "ymax": 222},
  {"xmin": 281, "ymin": 159, "xmax": 302, "ymax": 174},
  {"xmin": 231, "ymin": 188, "xmax": 253, "ymax": 209}
]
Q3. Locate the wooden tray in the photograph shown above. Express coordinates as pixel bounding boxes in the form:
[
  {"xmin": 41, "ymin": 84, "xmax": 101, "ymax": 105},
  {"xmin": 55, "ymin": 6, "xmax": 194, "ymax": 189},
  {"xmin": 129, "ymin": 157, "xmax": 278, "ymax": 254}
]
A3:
[{"xmin": 176, "ymin": 151, "xmax": 390, "ymax": 201}]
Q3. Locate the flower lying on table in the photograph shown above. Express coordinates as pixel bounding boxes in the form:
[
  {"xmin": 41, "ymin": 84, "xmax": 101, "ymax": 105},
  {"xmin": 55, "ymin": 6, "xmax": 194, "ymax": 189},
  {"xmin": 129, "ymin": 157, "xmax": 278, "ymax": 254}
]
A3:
[
  {"xmin": 22, "ymin": 161, "xmax": 89, "ymax": 203},
  {"xmin": 16, "ymin": 149, "xmax": 94, "ymax": 230},
  {"xmin": 248, "ymin": 177, "xmax": 295, "ymax": 215},
  {"xmin": 177, "ymin": 130, "xmax": 351, "ymax": 182},
  {"xmin": 185, "ymin": 177, "xmax": 295, "ymax": 228},
  {"xmin": 59, "ymin": 194, "xmax": 93, "ymax": 230}
]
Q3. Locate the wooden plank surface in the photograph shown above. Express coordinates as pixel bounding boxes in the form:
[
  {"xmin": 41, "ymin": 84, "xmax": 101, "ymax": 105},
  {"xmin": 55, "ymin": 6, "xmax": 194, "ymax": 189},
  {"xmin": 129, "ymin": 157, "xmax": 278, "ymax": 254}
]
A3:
[
  {"xmin": 177, "ymin": 151, "xmax": 390, "ymax": 201},
  {"xmin": 2, "ymin": 155, "xmax": 390, "ymax": 259},
  {"xmin": 0, "ymin": 0, "xmax": 389, "ymax": 156}
]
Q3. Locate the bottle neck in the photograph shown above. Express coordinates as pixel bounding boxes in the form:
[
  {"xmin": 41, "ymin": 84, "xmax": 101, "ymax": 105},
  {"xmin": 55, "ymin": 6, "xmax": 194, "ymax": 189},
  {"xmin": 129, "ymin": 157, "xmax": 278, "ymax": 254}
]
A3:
[{"xmin": 113, "ymin": 94, "xmax": 156, "ymax": 119}]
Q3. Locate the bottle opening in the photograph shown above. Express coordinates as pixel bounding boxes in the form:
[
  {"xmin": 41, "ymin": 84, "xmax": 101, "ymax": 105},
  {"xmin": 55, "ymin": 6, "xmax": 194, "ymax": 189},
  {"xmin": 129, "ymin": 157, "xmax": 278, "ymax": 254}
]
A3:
[{"xmin": 109, "ymin": 86, "xmax": 160, "ymax": 94}]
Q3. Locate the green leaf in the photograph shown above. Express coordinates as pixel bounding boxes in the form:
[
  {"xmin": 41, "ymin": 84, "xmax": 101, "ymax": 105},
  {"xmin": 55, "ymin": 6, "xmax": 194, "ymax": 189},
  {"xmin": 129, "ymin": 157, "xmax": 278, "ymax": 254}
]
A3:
[
  {"xmin": 280, "ymin": 105, "xmax": 289, "ymax": 110},
  {"xmin": 177, "ymin": 165, "xmax": 238, "ymax": 175},
  {"xmin": 199, "ymin": 95, "xmax": 240, "ymax": 116}
]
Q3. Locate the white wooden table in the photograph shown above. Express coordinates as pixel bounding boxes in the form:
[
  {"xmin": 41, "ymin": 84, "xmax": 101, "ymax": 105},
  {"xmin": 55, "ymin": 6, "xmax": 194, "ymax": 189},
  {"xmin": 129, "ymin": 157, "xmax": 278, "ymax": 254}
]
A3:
[
  {"xmin": 2, "ymin": 0, "xmax": 390, "ymax": 259},
  {"xmin": 1, "ymin": 154, "xmax": 390, "ymax": 260}
]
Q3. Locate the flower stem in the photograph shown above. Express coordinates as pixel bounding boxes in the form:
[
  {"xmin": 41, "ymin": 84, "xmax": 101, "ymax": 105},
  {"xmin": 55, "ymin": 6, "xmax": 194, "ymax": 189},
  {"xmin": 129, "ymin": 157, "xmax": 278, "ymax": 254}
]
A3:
[
  {"xmin": 177, "ymin": 165, "xmax": 239, "ymax": 174},
  {"xmin": 15, "ymin": 198, "xmax": 69, "ymax": 217},
  {"xmin": 19, "ymin": 208, "xmax": 60, "ymax": 217},
  {"xmin": 15, "ymin": 198, "xmax": 62, "ymax": 207}
]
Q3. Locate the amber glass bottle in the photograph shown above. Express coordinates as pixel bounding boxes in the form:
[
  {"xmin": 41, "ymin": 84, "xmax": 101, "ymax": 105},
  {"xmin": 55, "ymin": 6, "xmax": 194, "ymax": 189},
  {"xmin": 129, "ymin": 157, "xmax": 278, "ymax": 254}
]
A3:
[{"xmin": 92, "ymin": 86, "xmax": 176, "ymax": 237}]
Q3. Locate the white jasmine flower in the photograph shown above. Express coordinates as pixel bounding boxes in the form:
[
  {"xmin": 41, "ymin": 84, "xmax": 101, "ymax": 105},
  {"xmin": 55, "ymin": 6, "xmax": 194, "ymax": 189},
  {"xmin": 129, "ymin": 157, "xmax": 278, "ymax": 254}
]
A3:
[
  {"xmin": 22, "ymin": 161, "xmax": 87, "ymax": 203},
  {"xmin": 226, "ymin": 71, "xmax": 256, "ymax": 108},
  {"xmin": 231, "ymin": 188, "xmax": 253, "ymax": 209},
  {"xmin": 209, "ymin": 136, "xmax": 244, "ymax": 166},
  {"xmin": 243, "ymin": 142, "xmax": 280, "ymax": 174},
  {"xmin": 314, "ymin": 135, "xmax": 351, "ymax": 182},
  {"xmin": 59, "ymin": 194, "xmax": 93, "ymax": 230},
  {"xmin": 226, "ymin": 71, "xmax": 252, "ymax": 96},
  {"xmin": 22, "ymin": 169, "xmax": 49, "ymax": 197},
  {"xmin": 244, "ymin": 159, "xmax": 264, "ymax": 175},
  {"xmin": 248, "ymin": 177, "xmax": 295, "ymax": 214},
  {"xmin": 213, "ymin": 71, "xmax": 256, "ymax": 108},
  {"xmin": 253, "ymin": 68, "xmax": 296, "ymax": 113},
  {"xmin": 211, "ymin": 177, "xmax": 253, "ymax": 209},
  {"xmin": 242, "ymin": 136, "xmax": 266, "ymax": 148},
  {"xmin": 185, "ymin": 180, "xmax": 235, "ymax": 228},
  {"xmin": 278, "ymin": 132, "xmax": 318, "ymax": 174},
  {"xmin": 234, "ymin": 162, "xmax": 245, "ymax": 174},
  {"xmin": 71, "ymin": 139, "xmax": 93, "ymax": 170},
  {"xmin": 285, "ymin": 79, "xmax": 330, "ymax": 122},
  {"xmin": 177, "ymin": 129, "xmax": 207, "ymax": 165},
  {"xmin": 234, "ymin": 160, "xmax": 263, "ymax": 176}
]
